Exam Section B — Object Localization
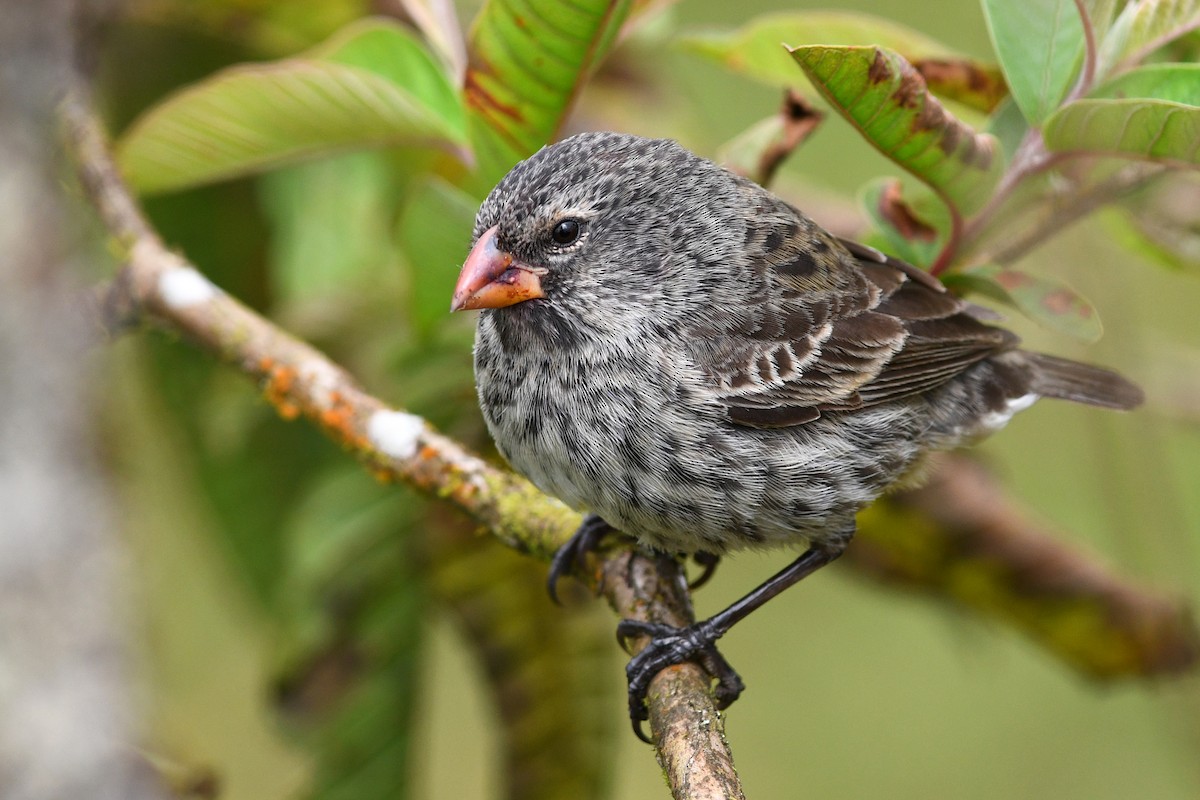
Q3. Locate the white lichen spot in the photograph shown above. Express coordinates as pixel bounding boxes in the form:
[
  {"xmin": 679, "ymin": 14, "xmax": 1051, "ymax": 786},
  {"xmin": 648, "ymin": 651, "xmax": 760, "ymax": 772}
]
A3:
[
  {"xmin": 299, "ymin": 360, "xmax": 341, "ymax": 407},
  {"xmin": 367, "ymin": 410, "xmax": 424, "ymax": 460},
  {"xmin": 159, "ymin": 267, "xmax": 216, "ymax": 309}
]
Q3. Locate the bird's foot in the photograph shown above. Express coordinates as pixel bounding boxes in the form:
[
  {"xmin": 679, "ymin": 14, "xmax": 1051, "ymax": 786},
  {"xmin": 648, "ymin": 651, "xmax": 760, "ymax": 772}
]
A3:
[
  {"xmin": 688, "ymin": 551, "xmax": 721, "ymax": 590},
  {"xmin": 547, "ymin": 513, "xmax": 617, "ymax": 604},
  {"xmin": 616, "ymin": 618, "xmax": 745, "ymax": 743}
]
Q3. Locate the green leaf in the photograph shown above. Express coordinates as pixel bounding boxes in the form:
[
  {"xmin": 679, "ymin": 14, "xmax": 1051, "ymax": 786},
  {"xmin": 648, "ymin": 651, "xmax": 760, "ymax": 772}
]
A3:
[
  {"xmin": 311, "ymin": 18, "xmax": 466, "ymax": 137},
  {"xmin": 1042, "ymin": 98, "xmax": 1200, "ymax": 164},
  {"xmin": 396, "ymin": 177, "xmax": 478, "ymax": 336},
  {"xmin": 1100, "ymin": 0, "xmax": 1200, "ymax": 71},
  {"xmin": 276, "ymin": 467, "xmax": 427, "ymax": 800},
  {"xmin": 986, "ymin": 97, "xmax": 1031, "ymax": 162},
  {"xmin": 790, "ymin": 45, "xmax": 1004, "ymax": 214},
  {"xmin": 1091, "ymin": 62, "xmax": 1200, "ymax": 104},
  {"xmin": 681, "ymin": 10, "xmax": 959, "ymax": 87},
  {"xmin": 949, "ymin": 265, "xmax": 1103, "ymax": 341},
  {"xmin": 982, "ymin": 0, "xmax": 1085, "ymax": 125},
  {"xmin": 117, "ymin": 20, "xmax": 468, "ymax": 194},
  {"xmin": 428, "ymin": 533, "xmax": 620, "ymax": 800},
  {"xmin": 464, "ymin": 0, "xmax": 634, "ymax": 187},
  {"xmin": 259, "ymin": 151, "xmax": 400, "ymax": 306}
]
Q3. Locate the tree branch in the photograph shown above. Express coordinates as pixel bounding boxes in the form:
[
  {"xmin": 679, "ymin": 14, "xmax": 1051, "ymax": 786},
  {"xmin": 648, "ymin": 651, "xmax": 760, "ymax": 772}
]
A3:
[
  {"xmin": 852, "ymin": 455, "xmax": 1200, "ymax": 678},
  {"xmin": 62, "ymin": 87, "xmax": 744, "ymax": 797}
]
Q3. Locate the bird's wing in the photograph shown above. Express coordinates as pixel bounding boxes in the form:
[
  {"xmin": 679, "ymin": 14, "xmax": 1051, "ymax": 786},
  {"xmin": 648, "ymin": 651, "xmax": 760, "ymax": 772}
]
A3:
[{"xmin": 684, "ymin": 202, "xmax": 1016, "ymax": 429}]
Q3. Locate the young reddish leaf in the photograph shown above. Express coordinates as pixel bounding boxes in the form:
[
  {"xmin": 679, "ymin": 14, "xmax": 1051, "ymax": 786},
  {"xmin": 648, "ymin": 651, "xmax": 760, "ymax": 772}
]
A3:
[
  {"xmin": 1043, "ymin": 98, "xmax": 1200, "ymax": 165},
  {"xmin": 949, "ymin": 265, "xmax": 1103, "ymax": 341},
  {"xmin": 790, "ymin": 45, "xmax": 1004, "ymax": 215},
  {"xmin": 464, "ymin": 0, "xmax": 634, "ymax": 188}
]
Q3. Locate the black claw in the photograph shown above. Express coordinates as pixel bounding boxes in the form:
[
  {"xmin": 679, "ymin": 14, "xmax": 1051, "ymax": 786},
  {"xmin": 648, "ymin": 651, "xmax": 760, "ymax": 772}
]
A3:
[
  {"xmin": 616, "ymin": 618, "xmax": 743, "ymax": 742},
  {"xmin": 688, "ymin": 551, "xmax": 721, "ymax": 590},
  {"xmin": 546, "ymin": 514, "xmax": 615, "ymax": 604}
]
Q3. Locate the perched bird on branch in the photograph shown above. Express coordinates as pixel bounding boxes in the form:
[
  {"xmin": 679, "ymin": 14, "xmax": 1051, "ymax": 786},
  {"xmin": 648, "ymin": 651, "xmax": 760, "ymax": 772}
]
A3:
[{"xmin": 451, "ymin": 132, "xmax": 1143, "ymax": 741}]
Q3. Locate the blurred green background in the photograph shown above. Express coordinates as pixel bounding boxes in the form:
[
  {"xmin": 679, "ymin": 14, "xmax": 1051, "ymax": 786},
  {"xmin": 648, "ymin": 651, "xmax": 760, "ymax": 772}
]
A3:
[{"xmin": 97, "ymin": 0, "xmax": 1200, "ymax": 798}]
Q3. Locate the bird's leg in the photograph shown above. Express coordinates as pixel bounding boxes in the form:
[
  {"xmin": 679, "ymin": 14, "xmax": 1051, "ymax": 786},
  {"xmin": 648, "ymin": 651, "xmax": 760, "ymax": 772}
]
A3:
[
  {"xmin": 617, "ymin": 537, "xmax": 848, "ymax": 741},
  {"xmin": 688, "ymin": 551, "xmax": 722, "ymax": 590},
  {"xmin": 547, "ymin": 513, "xmax": 620, "ymax": 604}
]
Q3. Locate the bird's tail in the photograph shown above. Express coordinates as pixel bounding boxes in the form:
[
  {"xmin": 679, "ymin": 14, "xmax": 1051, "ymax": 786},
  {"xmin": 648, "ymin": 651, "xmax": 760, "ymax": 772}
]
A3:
[{"xmin": 1024, "ymin": 352, "xmax": 1144, "ymax": 410}]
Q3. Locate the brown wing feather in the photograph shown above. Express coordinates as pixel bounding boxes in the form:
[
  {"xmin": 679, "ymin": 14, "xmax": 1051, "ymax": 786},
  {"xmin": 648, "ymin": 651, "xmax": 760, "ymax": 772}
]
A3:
[{"xmin": 686, "ymin": 201, "xmax": 1017, "ymax": 428}]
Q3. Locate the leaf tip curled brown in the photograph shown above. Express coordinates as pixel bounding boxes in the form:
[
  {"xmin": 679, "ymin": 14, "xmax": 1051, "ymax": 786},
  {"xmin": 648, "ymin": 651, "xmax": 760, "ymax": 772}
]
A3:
[
  {"xmin": 756, "ymin": 88, "xmax": 824, "ymax": 185},
  {"xmin": 877, "ymin": 179, "xmax": 938, "ymax": 242}
]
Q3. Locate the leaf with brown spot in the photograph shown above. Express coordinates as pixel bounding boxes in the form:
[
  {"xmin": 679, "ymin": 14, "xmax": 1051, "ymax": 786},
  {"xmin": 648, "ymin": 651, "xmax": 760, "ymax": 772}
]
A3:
[
  {"xmin": 912, "ymin": 58, "xmax": 1008, "ymax": 113},
  {"xmin": 791, "ymin": 45, "xmax": 1004, "ymax": 215},
  {"xmin": 947, "ymin": 265, "xmax": 1103, "ymax": 341},
  {"xmin": 464, "ymin": 0, "xmax": 634, "ymax": 189}
]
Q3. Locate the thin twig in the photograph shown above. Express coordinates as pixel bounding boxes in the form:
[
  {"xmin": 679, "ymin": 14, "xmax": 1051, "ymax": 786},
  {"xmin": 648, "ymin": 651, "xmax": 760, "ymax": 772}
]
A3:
[
  {"xmin": 1067, "ymin": 0, "xmax": 1099, "ymax": 103},
  {"xmin": 972, "ymin": 162, "xmax": 1162, "ymax": 266},
  {"xmin": 853, "ymin": 455, "xmax": 1200, "ymax": 677}
]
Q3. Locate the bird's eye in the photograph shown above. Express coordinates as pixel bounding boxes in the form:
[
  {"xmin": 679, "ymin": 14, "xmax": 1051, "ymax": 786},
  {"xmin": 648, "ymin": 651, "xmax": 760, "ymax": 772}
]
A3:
[{"xmin": 551, "ymin": 219, "xmax": 581, "ymax": 246}]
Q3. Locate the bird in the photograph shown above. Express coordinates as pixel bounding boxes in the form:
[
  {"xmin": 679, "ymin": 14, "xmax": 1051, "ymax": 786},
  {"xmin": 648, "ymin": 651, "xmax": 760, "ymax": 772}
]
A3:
[{"xmin": 450, "ymin": 131, "xmax": 1144, "ymax": 741}]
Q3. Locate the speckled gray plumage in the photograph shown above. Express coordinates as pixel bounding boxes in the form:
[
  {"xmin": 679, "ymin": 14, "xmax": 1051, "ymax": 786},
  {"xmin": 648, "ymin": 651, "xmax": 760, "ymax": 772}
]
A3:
[{"xmin": 469, "ymin": 132, "xmax": 1142, "ymax": 556}]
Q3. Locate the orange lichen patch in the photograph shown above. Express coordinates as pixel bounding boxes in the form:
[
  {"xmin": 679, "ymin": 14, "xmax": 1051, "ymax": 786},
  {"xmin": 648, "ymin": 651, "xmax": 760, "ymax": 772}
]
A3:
[
  {"xmin": 317, "ymin": 390, "xmax": 367, "ymax": 450},
  {"xmin": 369, "ymin": 466, "xmax": 397, "ymax": 484},
  {"xmin": 260, "ymin": 359, "xmax": 302, "ymax": 420}
]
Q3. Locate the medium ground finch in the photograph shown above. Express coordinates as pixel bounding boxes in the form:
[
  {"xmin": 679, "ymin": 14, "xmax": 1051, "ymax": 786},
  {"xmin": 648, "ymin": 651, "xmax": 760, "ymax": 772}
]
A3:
[{"xmin": 451, "ymin": 132, "xmax": 1143, "ymax": 739}]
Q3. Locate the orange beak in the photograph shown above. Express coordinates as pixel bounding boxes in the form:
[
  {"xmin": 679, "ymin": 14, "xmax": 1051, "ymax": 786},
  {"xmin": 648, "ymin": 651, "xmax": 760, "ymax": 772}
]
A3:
[{"xmin": 450, "ymin": 225, "xmax": 546, "ymax": 312}]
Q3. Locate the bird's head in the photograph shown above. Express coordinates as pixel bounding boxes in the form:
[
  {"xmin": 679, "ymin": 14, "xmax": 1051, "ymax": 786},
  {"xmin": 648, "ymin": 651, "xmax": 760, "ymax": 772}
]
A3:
[{"xmin": 451, "ymin": 132, "xmax": 740, "ymax": 339}]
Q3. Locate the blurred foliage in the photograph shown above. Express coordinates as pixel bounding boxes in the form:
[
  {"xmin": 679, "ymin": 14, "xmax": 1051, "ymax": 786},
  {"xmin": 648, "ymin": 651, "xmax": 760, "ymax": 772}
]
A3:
[{"xmin": 98, "ymin": 0, "xmax": 1200, "ymax": 798}]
